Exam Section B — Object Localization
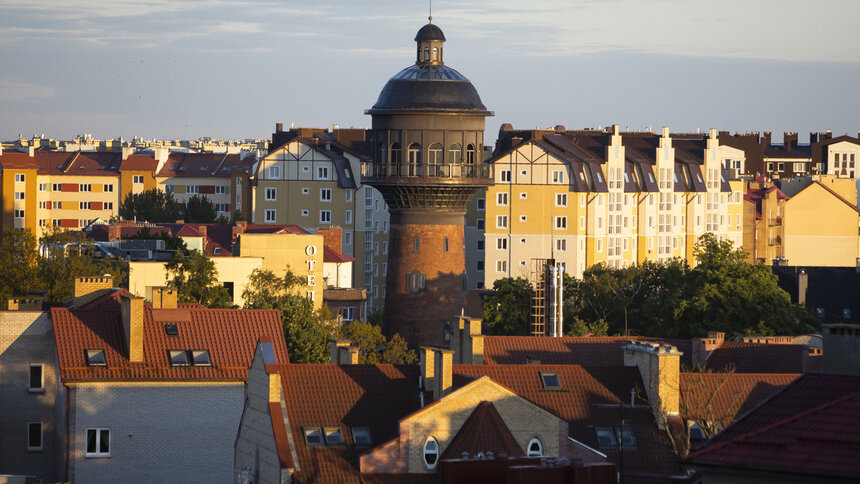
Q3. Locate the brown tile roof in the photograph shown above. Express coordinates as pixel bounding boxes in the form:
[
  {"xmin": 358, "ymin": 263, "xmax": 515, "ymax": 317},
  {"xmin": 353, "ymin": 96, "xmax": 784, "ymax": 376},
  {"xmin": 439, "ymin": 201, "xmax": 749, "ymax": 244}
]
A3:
[
  {"xmin": 688, "ymin": 374, "xmax": 860, "ymax": 479},
  {"xmin": 704, "ymin": 342, "xmax": 812, "ymax": 373},
  {"xmin": 483, "ymin": 336, "xmax": 694, "ymax": 368},
  {"xmin": 156, "ymin": 152, "xmax": 251, "ymax": 177},
  {"xmin": 324, "ymin": 245, "xmax": 355, "ymax": 263},
  {"xmin": 51, "ymin": 289, "xmax": 288, "ymax": 382},
  {"xmin": 452, "ymin": 364, "xmax": 684, "ymax": 478},
  {"xmin": 440, "ymin": 401, "xmax": 524, "ymax": 460},
  {"xmin": 679, "ymin": 372, "xmax": 799, "ymax": 427},
  {"xmin": 278, "ymin": 364, "xmax": 424, "ymax": 484}
]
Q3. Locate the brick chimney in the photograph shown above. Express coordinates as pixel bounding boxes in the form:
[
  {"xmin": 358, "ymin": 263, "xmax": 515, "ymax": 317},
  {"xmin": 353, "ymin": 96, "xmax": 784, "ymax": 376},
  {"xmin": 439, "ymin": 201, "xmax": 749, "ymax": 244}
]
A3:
[
  {"xmin": 120, "ymin": 294, "xmax": 145, "ymax": 362},
  {"xmin": 330, "ymin": 339, "xmax": 350, "ymax": 364},
  {"xmin": 121, "ymin": 146, "xmax": 134, "ymax": 160},
  {"xmin": 453, "ymin": 316, "xmax": 484, "ymax": 364},
  {"xmin": 150, "ymin": 287, "xmax": 178, "ymax": 309},
  {"xmin": 340, "ymin": 345, "xmax": 359, "ymax": 365},
  {"xmin": 197, "ymin": 225, "xmax": 207, "ymax": 239},
  {"xmin": 691, "ymin": 331, "xmax": 724, "ymax": 367},
  {"xmin": 108, "ymin": 224, "xmax": 121, "ymax": 242},
  {"xmin": 433, "ymin": 348, "xmax": 454, "ymax": 402},
  {"xmin": 624, "ymin": 342, "xmax": 682, "ymax": 428},
  {"xmin": 317, "ymin": 227, "xmax": 343, "ymax": 255},
  {"xmin": 73, "ymin": 275, "xmax": 115, "ymax": 308},
  {"xmin": 6, "ymin": 295, "xmax": 44, "ymax": 311},
  {"xmin": 419, "ymin": 347, "xmax": 435, "ymax": 392},
  {"xmin": 784, "ymin": 132, "xmax": 798, "ymax": 153}
]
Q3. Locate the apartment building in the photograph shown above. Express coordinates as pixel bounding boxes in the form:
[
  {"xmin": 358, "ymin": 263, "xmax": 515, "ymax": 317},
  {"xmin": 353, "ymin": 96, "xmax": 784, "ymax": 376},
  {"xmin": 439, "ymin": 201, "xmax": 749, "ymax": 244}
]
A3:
[
  {"xmin": 156, "ymin": 151, "xmax": 255, "ymax": 221},
  {"xmin": 255, "ymin": 126, "xmax": 390, "ymax": 313},
  {"xmin": 479, "ymin": 125, "xmax": 742, "ymax": 285},
  {"xmin": 0, "ymin": 149, "xmax": 158, "ymax": 237}
]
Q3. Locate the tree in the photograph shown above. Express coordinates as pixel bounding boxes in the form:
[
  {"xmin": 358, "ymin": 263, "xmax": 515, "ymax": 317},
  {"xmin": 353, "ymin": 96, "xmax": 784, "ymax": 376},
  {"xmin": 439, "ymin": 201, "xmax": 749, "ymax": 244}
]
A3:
[
  {"xmin": 337, "ymin": 320, "xmax": 417, "ymax": 364},
  {"xmin": 165, "ymin": 249, "xmax": 232, "ymax": 308},
  {"xmin": 565, "ymin": 317, "xmax": 609, "ymax": 337},
  {"xmin": 119, "ymin": 188, "xmax": 182, "ymax": 223},
  {"xmin": 0, "ymin": 229, "xmax": 40, "ymax": 306},
  {"xmin": 123, "ymin": 226, "xmax": 187, "ymax": 251},
  {"xmin": 37, "ymin": 228, "xmax": 128, "ymax": 304},
  {"xmin": 184, "ymin": 194, "xmax": 222, "ymax": 224},
  {"xmin": 482, "ymin": 277, "xmax": 533, "ymax": 335},
  {"xmin": 242, "ymin": 268, "xmax": 334, "ymax": 363}
]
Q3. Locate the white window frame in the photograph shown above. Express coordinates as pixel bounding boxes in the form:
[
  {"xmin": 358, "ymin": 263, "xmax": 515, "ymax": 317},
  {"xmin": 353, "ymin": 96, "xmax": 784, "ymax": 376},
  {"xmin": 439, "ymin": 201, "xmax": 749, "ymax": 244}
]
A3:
[
  {"xmin": 264, "ymin": 209, "xmax": 276, "ymax": 223},
  {"xmin": 345, "ymin": 210, "xmax": 352, "ymax": 224},
  {"xmin": 496, "ymin": 192, "xmax": 508, "ymax": 206},
  {"xmin": 555, "ymin": 216, "xmax": 567, "ymax": 230},
  {"xmin": 345, "ymin": 190, "xmax": 353, "ymax": 202},
  {"xmin": 14, "ymin": 173, "xmax": 25, "ymax": 182},
  {"xmin": 265, "ymin": 187, "xmax": 277, "ymax": 201},
  {"xmin": 132, "ymin": 175, "xmax": 144, "ymax": 184},
  {"xmin": 423, "ymin": 437, "xmax": 439, "ymax": 469},
  {"xmin": 85, "ymin": 428, "xmax": 111, "ymax": 457},
  {"xmin": 552, "ymin": 170, "xmax": 564, "ymax": 184},
  {"xmin": 320, "ymin": 210, "xmax": 332, "ymax": 223},
  {"xmin": 317, "ymin": 166, "xmax": 330, "ymax": 180},
  {"xmin": 268, "ymin": 165, "xmax": 281, "ymax": 179},
  {"xmin": 527, "ymin": 437, "xmax": 543, "ymax": 456},
  {"xmin": 556, "ymin": 193, "xmax": 567, "ymax": 207},
  {"xmin": 320, "ymin": 188, "xmax": 332, "ymax": 202},
  {"xmin": 496, "ymin": 215, "xmax": 508, "ymax": 229}
]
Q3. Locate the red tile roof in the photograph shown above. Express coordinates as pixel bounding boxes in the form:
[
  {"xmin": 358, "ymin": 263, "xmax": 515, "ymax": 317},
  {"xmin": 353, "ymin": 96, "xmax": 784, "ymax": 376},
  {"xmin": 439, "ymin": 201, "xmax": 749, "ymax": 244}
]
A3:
[
  {"xmin": 679, "ymin": 372, "xmax": 799, "ymax": 427},
  {"xmin": 1, "ymin": 150, "xmax": 157, "ymax": 176},
  {"xmin": 688, "ymin": 374, "xmax": 860, "ymax": 479},
  {"xmin": 278, "ymin": 364, "xmax": 425, "ymax": 484},
  {"xmin": 156, "ymin": 152, "xmax": 253, "ymax": 178},
  {"xmin": 324, "ymin": 245, "xmax": 355, "ymax": 263},
  {"xmin": 51, "ymin": 289, "xmax": 288, "ymax": 382},
  {"xmin": 704, "ymin": 342, "xmax": 813, "ymax": 373},
  {"xmin": 440, "ymin": 401, "xmax": 524, "ymax": 459}
]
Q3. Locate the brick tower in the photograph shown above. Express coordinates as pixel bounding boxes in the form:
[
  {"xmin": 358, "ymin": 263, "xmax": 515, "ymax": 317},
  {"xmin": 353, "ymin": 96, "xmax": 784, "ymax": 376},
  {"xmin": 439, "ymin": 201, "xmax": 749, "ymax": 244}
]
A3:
[{"xmin": 363, "ymin": 21, "xmax": 492, "ymax": 347}]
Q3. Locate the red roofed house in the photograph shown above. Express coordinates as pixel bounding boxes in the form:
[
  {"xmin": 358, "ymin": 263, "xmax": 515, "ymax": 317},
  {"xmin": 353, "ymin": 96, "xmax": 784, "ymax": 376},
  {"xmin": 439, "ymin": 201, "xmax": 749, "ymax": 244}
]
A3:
[
  {"xmin": 688, "ymin": 373, "xmax": 860, "ymax": 483},
  {"xmin": 51, "ymin": 275, "xmax": 288, "ymax": 482}
]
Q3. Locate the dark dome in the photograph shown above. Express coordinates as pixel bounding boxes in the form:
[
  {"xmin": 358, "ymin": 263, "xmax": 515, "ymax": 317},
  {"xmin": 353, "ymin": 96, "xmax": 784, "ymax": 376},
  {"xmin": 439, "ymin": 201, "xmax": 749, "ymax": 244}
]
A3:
[
  {"xmin": 366, "ymin": 65, "xmax": 491, "ymax": 115},
  {"xmin": 415, "ymin": 23, "xmax": 446, "ymax": 42}
]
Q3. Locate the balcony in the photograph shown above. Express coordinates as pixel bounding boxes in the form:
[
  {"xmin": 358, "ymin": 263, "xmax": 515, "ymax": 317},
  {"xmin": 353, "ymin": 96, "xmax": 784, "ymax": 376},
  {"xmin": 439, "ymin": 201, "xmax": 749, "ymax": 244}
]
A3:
[
  {"xmin": 768, "ymin": 235, "xmax": 782, "ymax": 246},
  {"xmin": 768, "ymin": 217, "xmax": 782, "ymax": 227},
  {"xmin": 361, "ymin": 161, "xmax": 492, "ymax": 181}
]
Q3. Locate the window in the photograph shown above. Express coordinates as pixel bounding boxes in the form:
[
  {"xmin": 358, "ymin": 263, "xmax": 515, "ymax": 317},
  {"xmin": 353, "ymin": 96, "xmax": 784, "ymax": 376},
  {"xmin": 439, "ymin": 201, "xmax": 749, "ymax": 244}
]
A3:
[
  {"xmin": 689, "ymin": 422, "xmax": 707, "ymax": 442},
  {"xmin": 265, "ymin": 209, "xmax": 276, "ymax": 223},
  {"xmin": 317, "ymin": 166, "xmax": 330, "ymax": 179},
  {"xmin": 86, "ymin": 428, "xmax": 110, "ymax": 457},
  {"xmin": 500, "ymin": 170, "xmax": 511, "ymax": 182},
  {"xmin": 477, "ymin": 260, "xmax": 484, "ymax": 271},
  {"xmin": 443, "ymin": 237, "xmax": 449, "ymax": 252},
  {"xmin": 169, "ymin": 350, "xmax": 190, "ymax": 366},
  {"xmin": 29, "ymin": 364, "xmax": 44, "ymax": 392},
  {"xmin": 165, "ymin": 184, "xmax": 174, "ymax": 194},
  {"xmin": 556, "ymin": 239, "xmax": 566, "ymax": 251},
  {"xmin": 413, "ymin": 236, "xmax": 420, "ymax": 253},
  {"xmin": 78, "ymin": 184, "xmax": 91, "ymax": 192},
  {"xmin": 86, "ymin": 349, "xmax": 106, "ymax": 366},
  {"xmin": 191, "ymin": 350, "xmax": 211, "ymax": 366},
  {"xmin": 496, "ymin": 215, "xmax": 508, "ymax": 229},
  {"xmin": 345, "ymin": 210, "xmax": 352, "ymax": 224},
  {"xmin": 104, "ymin": 202, "xmax": 114, "ymax": 210},
  {"xmin": 303, "ymin": 427, "xmax": 324, "ymax": 445},
  {"xmin": 556, "ymin": 193, "xmax": 567, "ymax": 206},
  {"xmin": 595, "ymin": 427, "xmax": 636, "ymax": 449},
  {"xmin": 496, "ymin": 260, "xmax": 507, "ymax": 273},
  {"xmin": 555, "ymin": 216, "xmax": 567, "ymax": 229},
  {"xmin": 14, "ymin": 191, "xmax": 24, "ymax": 200},
  {"xmin": 477, "ymin": 240, "xmax": 484, "ymax": 251},
  {"xmin": 540, "ymin": 372, "xmax": 561, "ymax": 389},
  {"xmin": 320, "ymin": 210, "xmax": 331, "ymax": 223},
  {"xmin": 342, "ymin": 307, "xmax": 355, "ymax": 321},
  {"xmin": 497, "ymin": 238, "xmax": 507, "ymax": 250},
  {"xmin": 519, "ymin": 215, "xmax": 527, "ymax": 222},
  {"xmin": 449, "ymin": 144, "xmax": 461, "ymax": 163},
  {"xmin": 477, "ymin": 219, "xmax": 484, "ymax": 230},
  {"xmin": 406, "ymin": 270, "xmax": 426, "ymax": 292},
  {"xmin": 352, "ymin": 427, "xmax": 372, "ymax": 446},
  {"xmin": 345, "ymin": 190, "xmax": 353, "ymax": 202},
  {"xmin": 301, "ymin": 209, "xmax": 309, "ymax": 217},
  {"xmin": 324, "ymin": 427, "xmax": 345, "ymax": 445},
  {"xmin": 14, "ymin": 173, "xmax": 25, "ymax": 182},
  {"xmin": 79, "ymin": 202, "xmax": 91, "ymax": 210},
  {"xmin": 215, "ymin": 185, "xmax": 227, "ymax": 194},
  {"xmin": 302, "ymin": 187, "xmax": 309, "ymax": 195},
  {"xmin": 497, "ymin": 192, "xmax": 508, "ymax": 206},
  {"xmin": 186, "ymin": 185, "xmax": 198, "ymax": 194},
  {"xmin": 28, "ymin": 422, "xmax": 43, "ymax": 451},
  {"xmin": 132, "ymin": 175, "xmax": 144, "ymax": 184},
  {"xmin": 320, "ymin": 188, "xmax": 332, "ymax": 201},
  {"xmin": 423, "ymin": 437, "xmax": 439, "ymax": 469},
  {"xmin": 552, "ymin": 170, "xmax": 564, "ymax": 183},
  {"xmin": 476, "ymin": 198, "xmax": 485, "ymax": 211},
  {"xmin": 527, "ymin": 438, "xmax": 543, "ymax": 457},
  {"xmin": 519, "ymin": 192, "xmax": 527, "ymax": 199},
  {"xmin": 39, "ymin": 183, "xmax": 47, "ymax": 191},
  {"xmin": 268, "ymin": 165, "xmax": 281, "ymax": 179}
]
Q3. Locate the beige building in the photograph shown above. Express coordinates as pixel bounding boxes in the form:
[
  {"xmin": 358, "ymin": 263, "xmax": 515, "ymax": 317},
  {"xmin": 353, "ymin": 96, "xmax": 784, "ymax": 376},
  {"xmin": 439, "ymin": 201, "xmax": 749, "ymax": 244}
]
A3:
[{"xmin": 478, "ymin": 125, "xmax": 743, "ymax": 285}]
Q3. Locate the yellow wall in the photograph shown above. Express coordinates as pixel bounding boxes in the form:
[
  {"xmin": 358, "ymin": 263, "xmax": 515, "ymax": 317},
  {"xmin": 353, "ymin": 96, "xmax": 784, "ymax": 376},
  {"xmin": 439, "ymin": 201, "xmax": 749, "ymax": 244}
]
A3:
[
  {"xmin": 237, "ymin": 233, "xmax": 325, "ymax": 308},
  {"xmin": 2, "ymin": 168, "xmax": 38, "ymax": 233},
  {"xmin": 128, "ymin": 257, "xmax": 263, "ymax": 307},
  {"xmin": 783, "ymin": 183, "xmax": 859, "ymax": 266}
]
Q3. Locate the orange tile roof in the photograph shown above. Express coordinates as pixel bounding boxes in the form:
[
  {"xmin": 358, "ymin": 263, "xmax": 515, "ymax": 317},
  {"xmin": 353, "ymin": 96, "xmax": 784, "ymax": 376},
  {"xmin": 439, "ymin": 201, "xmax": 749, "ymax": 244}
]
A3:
[
  {"xmin": 51, "ymin": 289, "xmax": 288, "ymax": 382},
  {"xmin": 440, "ymin": 401, "xmax": 524, "ymax": 459},
  {"xmin": 679, "ymin": 372, "xmax": 799, "ymax": 426}
]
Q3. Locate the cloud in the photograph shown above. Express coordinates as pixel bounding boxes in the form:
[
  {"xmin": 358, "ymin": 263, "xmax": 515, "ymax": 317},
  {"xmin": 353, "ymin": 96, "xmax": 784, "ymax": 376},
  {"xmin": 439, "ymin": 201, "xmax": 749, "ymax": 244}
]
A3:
[{"xmin": 0, "ymin": 79, "xmax": 55, "ymax": 102}]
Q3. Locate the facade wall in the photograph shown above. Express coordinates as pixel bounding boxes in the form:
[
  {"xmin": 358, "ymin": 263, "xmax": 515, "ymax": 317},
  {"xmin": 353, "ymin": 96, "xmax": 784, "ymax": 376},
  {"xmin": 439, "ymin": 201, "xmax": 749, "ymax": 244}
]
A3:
[
  {"xmin": 826, "ymin": 140, "xmax": 860, "ymax": 179},
  {"xmin": 402, "ymin": 378, "xmax": 563, "ymax": 473},
  {"xmin": 783, "ymin": 183, "xmax": 859, "ymax": 266},
  {"xmin": 1, "ymin": 168, "xmax": 38, "ymax": 233},
  {"xmin": 158, "ymin": 176, "xmax": 234, "ymax": 219},
  {"xmin": 128, "ymin": 257, "xmax": 263, "ymax": 307},
  {"xmin": 238, "ymin": 233, "xmax": 324, "ymax": 307},
  {"xmin": 0, "ymin": 311, "xmax": 64, "ymax": 482},
  {"xmin": 34, "ymin": 174, "xmax": 121, "ymax": 236},
  {"xmin": 69, "ymin": 382, "xmax": 243, "ymax": 483},
  {"xmin": 119, "ymin": 170, "xmax": 157, "ymax": 201}
]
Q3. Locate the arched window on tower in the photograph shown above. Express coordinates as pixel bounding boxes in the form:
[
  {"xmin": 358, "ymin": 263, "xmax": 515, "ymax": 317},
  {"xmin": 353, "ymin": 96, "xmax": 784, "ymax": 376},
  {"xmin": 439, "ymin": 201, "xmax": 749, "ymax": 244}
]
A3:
[
  {"xmin": 391, "ymin": 143, "xmax": 402, "ymax": 171},
  {"xmin": 449, "ymin": 143, "xmax": 462, "ymax": 164},
  {"xmin": 432, "ymin": 47, "xmax": 438, "ymax": 61},
  {"xmin": 424, "ymin": 47, "xmax": 430, "ymax": 61},
  {"xmin": 465, "ymin": 144, "xmax": 476, "ymax": 176},
  {"xmin": 428, "ymin": 143, "xmax": 443, "ymax": 176},
  {"xmin": 408, "ymin": 143, "xmax": 422, "ymax": 176},
  {"xmin": 443, "ymin": 236, "xmax": 449, "ymax": 252}
]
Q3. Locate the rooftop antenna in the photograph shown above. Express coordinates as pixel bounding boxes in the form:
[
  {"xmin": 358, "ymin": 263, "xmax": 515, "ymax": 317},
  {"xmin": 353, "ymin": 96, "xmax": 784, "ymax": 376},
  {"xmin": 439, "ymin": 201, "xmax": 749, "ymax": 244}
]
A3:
[{"xmin": 428, "ymin": 0, "xmax": 432, "ymax": 23}]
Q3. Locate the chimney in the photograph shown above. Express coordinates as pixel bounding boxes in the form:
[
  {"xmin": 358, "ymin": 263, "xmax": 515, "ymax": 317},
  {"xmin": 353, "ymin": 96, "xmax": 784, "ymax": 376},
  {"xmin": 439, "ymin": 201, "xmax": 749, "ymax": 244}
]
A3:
[
  {"xmin": 153, "ymin": 146, "xmax": 170, "ymax": 172},
  {"xmin": 121, "ymin": 146, "xmax": 134, "ymax": 160},
  {"xmin": 108, "ymin": 224, "xmax": 121, "ymax": 242},
  {"xmin": 330, "ymin": 339, "xmax": 350, "ymax": 364},
  {"xmin": 197, "ymin": 225, "xmax": 207, "ymax": 239},
  {"xmin": 798, "ymin": 269, "xmax": 808, "ymax": 306},
  {"xmin": 6, "ymin": 295, "xmax": 44, "ymax": 311},
  {"xmin": 339, "ymin": 345, "xmax": 360, "ymax": 365},
  {"xmin": 317, "ymin": 227, "xmax": 343, "ymax": 254},
  {"xmin": 73, "ymin": 275, "xmax": 115, "ymax": 308},
  {"xmin": 762, "ymin": 132, "xmax": 772, "ymax": 146},
  {"xmin": 433, "ymin": 348, "xmax": 454, "ymax": 402},
  {"xmin": 691, "ymin": 332, "xmax": 725, "ymax": 367},
  {"xmin": 275, "ymin": 122, "xmax": 283, "ymax": 133},
  {"xmin": 624, "ymin": 342, "xmax": 682, "ymax": 428},
  {"xmin": 28, "ymin": 145, "xmax": 35, "ymax": 157},
  {"xmin": 454, "ymin": 316, "xmax": 484, "ymax": 364},
  {"xmin": 120, "ymin": 294, "xmax": 145, "ymax": 362},
  {"xmin": 784, "ymin": 132, "xmax": 798, "ymax": 153},
  {"xmin": 419, "ymin": 347, "xmax": 435, "ymax": 392},
  {"xmin": 151, "ymin": 287, "xmax": 178, "ymax": 309}
]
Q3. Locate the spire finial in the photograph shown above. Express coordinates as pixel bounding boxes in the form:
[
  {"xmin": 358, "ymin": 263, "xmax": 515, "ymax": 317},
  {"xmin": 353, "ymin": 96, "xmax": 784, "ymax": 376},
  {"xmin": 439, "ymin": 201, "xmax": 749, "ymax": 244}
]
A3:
[{"xmin": 429, "ymin": 0, "xmax": 432, "ymax": 23}]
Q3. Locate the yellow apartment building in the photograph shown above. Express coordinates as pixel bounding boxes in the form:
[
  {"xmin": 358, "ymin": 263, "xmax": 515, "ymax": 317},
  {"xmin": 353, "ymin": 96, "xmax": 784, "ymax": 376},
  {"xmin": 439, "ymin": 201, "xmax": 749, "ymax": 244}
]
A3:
[
  {"xmin": 255, "ymin": 127, "xmax": 390, "ymax": 313},
  {"xmin": 156, "ymin": 151, "xmax": 254, "ymax": 221},
  {"xmin": 480, "ymin": 125, "xmax": 742, "ymax": 285},
  {"xmin": 237, "ymin": 232, "xmax": 326, "ymax": 308},
  {"xmin": 744, "ymin": 177, "xmax": 859, "ymax": 266}
]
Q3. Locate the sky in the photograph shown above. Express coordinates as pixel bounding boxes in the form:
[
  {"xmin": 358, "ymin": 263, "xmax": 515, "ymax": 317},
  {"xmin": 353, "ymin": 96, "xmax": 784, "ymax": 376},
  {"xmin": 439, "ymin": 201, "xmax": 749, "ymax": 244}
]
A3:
[{"xmin": 1, "ymin": 0, "xmax": 859, "ymax": 143}]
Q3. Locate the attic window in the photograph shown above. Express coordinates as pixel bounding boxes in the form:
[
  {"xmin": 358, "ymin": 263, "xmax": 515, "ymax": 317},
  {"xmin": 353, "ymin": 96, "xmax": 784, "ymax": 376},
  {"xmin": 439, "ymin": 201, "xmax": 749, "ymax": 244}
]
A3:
[
  {"xmin": 303, "ymin": 427, "xmax": 323, "ymax": 445},
  {"xmin": 540, "ymin": 372, "xmax": 561, "ymax": 389},
  {"xmin": 324, "ymin": 427, "xmax": 344, "ymax": 445},
  {"xmin": 213, "ymin": 247, "xmax": 222, "ymax": 255},
  {"xmin": 352, "ymin": 427, "xmax": 371, "ymax": 446},
  {"xmin": 169, "ymin": 350, "xmax": 189, "ymax": 366},
  {"xmin": 85, "ymin": 349, "xmax": 107, "ymax": 366},
  {"xmin": 164, "ymin": 324, "xmax": 178, "ymax": 336},
  {"xmin": 191, "ymin": 350, "xmax": 211, "ymax": 366}
]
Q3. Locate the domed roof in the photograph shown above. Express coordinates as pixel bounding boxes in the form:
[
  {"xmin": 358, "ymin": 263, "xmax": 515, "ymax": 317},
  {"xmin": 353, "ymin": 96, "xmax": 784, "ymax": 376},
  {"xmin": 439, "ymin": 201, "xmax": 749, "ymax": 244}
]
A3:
[
  {"xmin": 414, "ymin": 23, "xmax": 446, "ymax": 42},
  {"xmin": 367, "ymin": 65, "xmax": 490, "ymax": 115}
]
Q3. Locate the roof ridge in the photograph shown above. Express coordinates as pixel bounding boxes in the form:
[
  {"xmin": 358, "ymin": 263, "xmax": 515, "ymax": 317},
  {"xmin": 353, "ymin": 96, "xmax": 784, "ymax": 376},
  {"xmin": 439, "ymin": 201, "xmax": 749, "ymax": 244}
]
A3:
[{"xmin": 807, "ymin": 181, "xmax": 860, "ymax": 214}]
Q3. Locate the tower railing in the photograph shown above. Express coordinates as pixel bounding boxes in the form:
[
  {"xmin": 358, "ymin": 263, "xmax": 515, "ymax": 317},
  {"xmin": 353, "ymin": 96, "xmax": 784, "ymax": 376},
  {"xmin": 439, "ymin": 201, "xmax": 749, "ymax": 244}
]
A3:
[{"xmin": 361, "ymin": 161, "xmax": 492, "ymax": 180}]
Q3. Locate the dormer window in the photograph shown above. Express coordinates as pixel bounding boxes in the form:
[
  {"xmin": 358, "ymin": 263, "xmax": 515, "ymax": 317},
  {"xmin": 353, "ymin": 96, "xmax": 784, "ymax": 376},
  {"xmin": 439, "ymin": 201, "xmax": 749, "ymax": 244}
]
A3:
[
  {"xmin": 324, "ymin": 427, "xmax": 344, "ymax": 445},
  {"xmin": 540, "ymin": 372, "xmax": 561, "ymax": 389},
  {"xmin": 304, "ymin": 427, "xmax": 323, "ymax": 445},
  {"xmin": 169, "ymin": 350, "xmax": 190, "ymax": 366},
  {"xmin": 86, "ymin": 349, "xmax": 107, "ymax": 366},
  {"xmin": 191, "ymin": 350, "xmax": 211, "ymax": 366}
]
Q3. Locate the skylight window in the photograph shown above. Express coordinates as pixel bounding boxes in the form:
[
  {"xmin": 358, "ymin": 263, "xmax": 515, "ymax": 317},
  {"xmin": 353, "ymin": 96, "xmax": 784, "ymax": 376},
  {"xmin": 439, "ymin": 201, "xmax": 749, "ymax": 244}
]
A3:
[
  {"xmin": 169, "ymin": 350, "xmax": 190, "ymax": 366},
  {"xmin": 86, "ymin": 349, "xmax": 107, "ymax": 366},
  {"xmin": 595, "ymin": 427, "xmax": 637, "ymax": 449},
  {"xmin": 164, "ymin": 323, "xmax": 178, "ymax": 336},
  {"xmin": 324, "ymin": 427, "xmax": 344, "ymax": 445},
  {"xmin": 191, "ymin": 350, "xmax": 211, "ymax": 366},
  {"xmin": 303, "ymin": 427, "xmax": 323, "ymax": 445},
  {"xmin": 352, "ymin": 427, "xmax": 371, "ymax": 446},
  {"xmin": 540, "ymin": 372, "xmax": 561, "ymax": 389}
]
